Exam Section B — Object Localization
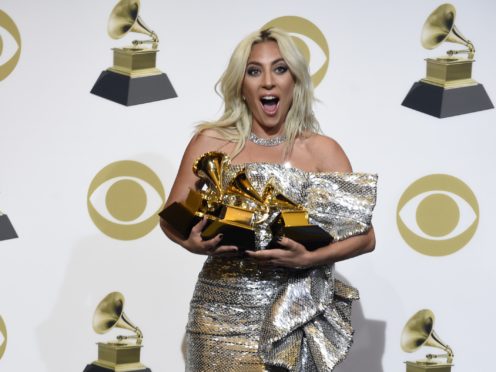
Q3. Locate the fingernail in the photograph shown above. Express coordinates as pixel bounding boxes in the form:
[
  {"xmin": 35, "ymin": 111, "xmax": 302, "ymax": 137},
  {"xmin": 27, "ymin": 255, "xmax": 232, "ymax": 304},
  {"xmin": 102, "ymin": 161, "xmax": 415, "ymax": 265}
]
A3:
[{"xmin": 218, "ymin": 233, "xmax": 224, "ymax": 239}]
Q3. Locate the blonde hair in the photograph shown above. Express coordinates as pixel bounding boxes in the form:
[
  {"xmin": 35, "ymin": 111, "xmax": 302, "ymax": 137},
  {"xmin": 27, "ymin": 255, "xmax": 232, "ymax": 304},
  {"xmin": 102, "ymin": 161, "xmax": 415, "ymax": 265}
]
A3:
[{"xmin": 195, "ymin": 28, "xmax": 321, "ymax": 156}]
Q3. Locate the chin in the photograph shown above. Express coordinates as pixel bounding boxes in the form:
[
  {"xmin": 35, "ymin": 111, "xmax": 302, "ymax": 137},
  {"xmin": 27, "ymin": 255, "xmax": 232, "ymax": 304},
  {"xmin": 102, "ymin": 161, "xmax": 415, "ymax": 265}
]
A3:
[{"xmin": 255, "ymin": 115, "xmax": 284, "ymax": 129}]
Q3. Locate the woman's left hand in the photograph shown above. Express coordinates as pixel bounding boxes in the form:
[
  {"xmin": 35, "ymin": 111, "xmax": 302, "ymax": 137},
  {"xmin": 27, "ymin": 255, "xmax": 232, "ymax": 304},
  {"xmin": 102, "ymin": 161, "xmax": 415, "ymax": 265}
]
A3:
[{"xmin": 245, "ymin": 237, "xmax": 312, "ymax": 269}]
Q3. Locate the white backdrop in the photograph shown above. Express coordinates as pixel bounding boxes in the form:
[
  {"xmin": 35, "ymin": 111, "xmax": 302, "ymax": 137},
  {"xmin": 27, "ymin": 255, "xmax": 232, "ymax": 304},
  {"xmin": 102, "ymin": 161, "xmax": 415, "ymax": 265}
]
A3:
[{"xmin": 1, "ymin": 0, "xmax": 495, "ymax": 371}]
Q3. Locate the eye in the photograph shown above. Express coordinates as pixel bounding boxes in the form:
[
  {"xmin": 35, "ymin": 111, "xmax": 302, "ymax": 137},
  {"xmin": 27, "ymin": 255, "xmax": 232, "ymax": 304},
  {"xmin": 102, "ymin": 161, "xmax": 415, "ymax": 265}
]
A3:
[
  {"xmin": 261, "ymin": 16, "xmax": 330, "ymax": 87},
  {"xmin": 274, "ymin": 64, "xmax": 289, "ymax": 74},
  {"xmin": 246, "ymin": 66, "xmax": 261, "ymax": 77},
  {"xmin": 397, "ymin": 174, "xmax": 479, "ymax": 256},
  {"xmin": 87, "ymin": 161, "xmax": 166, "ymax": 240},
  {"xmin": 0, "ymin": 10, "xmax": 21, "ymax": 81},
  {"xmin": 0, "ymin": 315, "xmax": 6, "ymax": 360}
]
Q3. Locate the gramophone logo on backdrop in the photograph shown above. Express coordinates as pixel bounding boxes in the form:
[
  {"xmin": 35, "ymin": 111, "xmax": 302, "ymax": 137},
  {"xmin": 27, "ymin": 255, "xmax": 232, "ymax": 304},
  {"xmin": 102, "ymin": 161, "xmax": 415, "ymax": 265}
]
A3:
[
  {"xmin": 0, "ymin": 315, "xmax": 7, "ymax": 360},
  {"xmin": 262, "ymin": 16, "xmax": 329, "ymax": 88},
  {"xmin": 91, "ymin": 0, "xmax": 177, "ymax": 106},
  {"xmin": 397, "ymin": 174, "xmax": 479, "ymax": 256},
  {"xmin": 87, "ymin": 160, "xmax": 165, "ymax": 240},
  {"xmin": 401, "ymin": 309, "xmax": 454, "ymax": 372},
  {"xmin": 0, "ymin": 10, "xmax": 21, "ymax": 81},
  {"xmin": 85, "ymin": 292, "xmax": 151, "ymax": 371},
  {"xmin": 402, "ymin": 3, "xmax": 493, "ymax": 118}
]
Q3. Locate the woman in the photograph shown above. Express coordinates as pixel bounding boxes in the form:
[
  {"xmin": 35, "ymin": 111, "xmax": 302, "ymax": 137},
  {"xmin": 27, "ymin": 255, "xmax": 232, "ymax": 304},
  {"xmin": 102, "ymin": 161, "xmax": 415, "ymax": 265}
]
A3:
[{"xmin": 161, "ymin": 28, "xmax": 377, "ymax": 371}]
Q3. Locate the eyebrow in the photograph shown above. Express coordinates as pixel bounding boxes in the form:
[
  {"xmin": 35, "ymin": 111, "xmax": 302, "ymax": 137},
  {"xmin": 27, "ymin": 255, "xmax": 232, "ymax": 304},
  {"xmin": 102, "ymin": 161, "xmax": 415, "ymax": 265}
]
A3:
[{"xmin": 246, "ymin": 58, "xmax": 286, "ymax": 66}]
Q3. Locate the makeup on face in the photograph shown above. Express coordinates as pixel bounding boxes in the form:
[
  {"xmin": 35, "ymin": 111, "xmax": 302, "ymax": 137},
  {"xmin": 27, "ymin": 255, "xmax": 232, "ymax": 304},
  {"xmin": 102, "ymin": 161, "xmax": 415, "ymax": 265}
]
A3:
[{"xmin": 242, "ymin": 41, "xmax": 295, "ymax": 136}]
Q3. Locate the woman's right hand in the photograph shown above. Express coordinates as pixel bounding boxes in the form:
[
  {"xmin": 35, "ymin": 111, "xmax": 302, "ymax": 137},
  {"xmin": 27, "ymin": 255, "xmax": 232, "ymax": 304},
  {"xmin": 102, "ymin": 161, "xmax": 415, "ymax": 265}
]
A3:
[{"xmin": 183, "ymin": 217, "xmax": 238, "ymax": 256}]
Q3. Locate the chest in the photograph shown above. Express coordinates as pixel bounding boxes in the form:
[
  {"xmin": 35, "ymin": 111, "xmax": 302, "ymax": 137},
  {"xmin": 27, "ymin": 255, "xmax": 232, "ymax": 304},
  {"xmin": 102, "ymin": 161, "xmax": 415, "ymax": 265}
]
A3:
[{"xmin": 229, "ymin": 142, "xmax": 319, "ymax": 172}]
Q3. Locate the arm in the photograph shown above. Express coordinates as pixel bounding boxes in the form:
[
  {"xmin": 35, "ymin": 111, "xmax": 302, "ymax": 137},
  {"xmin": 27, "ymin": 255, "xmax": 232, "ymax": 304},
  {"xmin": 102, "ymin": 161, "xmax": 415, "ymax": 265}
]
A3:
[
  {"xmin": 246, "ymin": 135, "xmax": 376, "ymax": 268},
  {"xmin": 160, "ymin": 131, "xmax": 238, "ymax": 256}
]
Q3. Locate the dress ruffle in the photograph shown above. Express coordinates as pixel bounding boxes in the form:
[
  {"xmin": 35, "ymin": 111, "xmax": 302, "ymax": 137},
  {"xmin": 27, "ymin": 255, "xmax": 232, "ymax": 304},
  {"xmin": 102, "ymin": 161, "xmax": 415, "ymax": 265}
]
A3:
[{"xmin": 258, "ymin": 264, "xmax": 359, "ymax": 371}]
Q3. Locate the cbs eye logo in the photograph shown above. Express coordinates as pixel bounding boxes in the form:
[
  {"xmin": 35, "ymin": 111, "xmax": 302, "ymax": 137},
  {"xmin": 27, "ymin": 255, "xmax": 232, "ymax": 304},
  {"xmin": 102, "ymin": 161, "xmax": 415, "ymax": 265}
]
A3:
[
  {"xmin": 87, "ymin": 161, "xmax": 166, "ymax": 240},
  {"xmin": 0, "ymin": 10, "xmax": 21, "ymax": 81},
  {"xmin": 262, "ymin": 16, "xmax": 329, "ymax": 88},
  {"xmin": 0, "ymin": 315, "xmax": 6, "ymax": 360},
  {"xmin": 397, "ymin": 174, "xmax": 479, "ymax": 256}
]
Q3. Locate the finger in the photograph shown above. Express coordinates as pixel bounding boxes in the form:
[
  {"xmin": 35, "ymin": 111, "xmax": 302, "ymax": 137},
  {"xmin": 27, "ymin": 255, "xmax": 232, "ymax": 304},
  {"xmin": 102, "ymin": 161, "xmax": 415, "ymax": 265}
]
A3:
[
  {"xmin": 191, "ymin": 216, "xmax": 208, "ymax": 234},
  {"xmin": 277, "ymin": 236, "xmax": 305, "ymax": 251},
  {"xmin": 245, "ymin": 250, "xmax": 279, "ymax": 261},
  {"xmin": 211, "ymin": 245, "xmax": 238, "ymax": 255},
  {"xmin": 201, "ymin": 233, "xmax": 224, "ymax": 251}
]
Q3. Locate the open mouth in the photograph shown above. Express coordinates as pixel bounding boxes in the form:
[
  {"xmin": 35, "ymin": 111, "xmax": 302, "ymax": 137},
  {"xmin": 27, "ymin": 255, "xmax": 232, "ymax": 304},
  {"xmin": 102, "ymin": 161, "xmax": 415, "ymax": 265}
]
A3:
[{"xmin": 260, "ymin": 96, "xmax": 280, "ymax": 115}]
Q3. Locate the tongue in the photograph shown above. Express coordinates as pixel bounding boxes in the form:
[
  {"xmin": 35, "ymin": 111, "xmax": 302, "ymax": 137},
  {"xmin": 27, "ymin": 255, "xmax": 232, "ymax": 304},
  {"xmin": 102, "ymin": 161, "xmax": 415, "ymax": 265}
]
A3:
[{"xmin": 262, "ymin": 101, "xmax": 278, "ymax": 115}]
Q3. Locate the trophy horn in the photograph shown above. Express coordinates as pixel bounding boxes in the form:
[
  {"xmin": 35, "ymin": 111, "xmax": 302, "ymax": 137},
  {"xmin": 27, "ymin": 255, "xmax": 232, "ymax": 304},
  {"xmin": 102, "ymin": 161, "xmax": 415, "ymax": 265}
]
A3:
[
  {"xmin": 262, "ymin": 180, "xmax": 302, "ymax": 210},
  {"xmin": 193, "ymin": 152, "xmax": 229, "ymax": 198},
  {"xmin": 421, "ymin": 3, "xmax": 474, "ymax": 58},
  {"xmin": 225, "ymin": 170, "xmax": 265, "ymax": 205},
  {"xmin": 401, "ymin": 309, "xmax": 454, "ymax": 363},
  {"xmin": 92, "ymin": 292, "xmax": 143, "ymax": 344},
  {"xmin": 107, "ymin": 0, "xmax": 158, "ymax": 47}
]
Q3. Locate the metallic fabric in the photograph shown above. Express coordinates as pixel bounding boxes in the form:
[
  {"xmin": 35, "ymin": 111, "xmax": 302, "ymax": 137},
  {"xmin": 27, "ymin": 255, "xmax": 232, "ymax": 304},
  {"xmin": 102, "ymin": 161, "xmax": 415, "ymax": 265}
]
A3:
[{"xmin": 186, "ymin": 162, "xmax": 377, "ymax": 371}]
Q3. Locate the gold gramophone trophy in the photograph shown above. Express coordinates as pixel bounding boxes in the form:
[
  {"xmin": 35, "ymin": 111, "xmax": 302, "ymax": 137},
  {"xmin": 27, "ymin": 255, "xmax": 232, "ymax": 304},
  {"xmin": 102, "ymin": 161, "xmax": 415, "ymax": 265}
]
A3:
[
  {"xmin": 402, "ymin": 3, "xmax": 493, "ymax": 118},
  {"xmin": 159, "ymin": 151, "xmax": 331, "ymax": 250},
  {"xmin": 91, "ymin": 0, "xmax": 176, "ymax": 106},
  {"xmin": 401, "ymin": 309, "xmax": 454, "ymax": 372},
  {"xmin": 160, "ymin": 152, "xmax": 262, "ymax": 249},
  {"xmin": 0, "ymin": 209, "xmax": 18, "ymax": 241},
  {"xmin": 84, "ymin": 292, "xmax": 151, "ymax": 372}
]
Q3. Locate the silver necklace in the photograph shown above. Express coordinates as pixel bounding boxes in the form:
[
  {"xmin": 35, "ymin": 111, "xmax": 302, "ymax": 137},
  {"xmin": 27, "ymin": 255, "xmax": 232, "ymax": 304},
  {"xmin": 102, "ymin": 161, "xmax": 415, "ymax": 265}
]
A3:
[{"xmin": 249, "ymin": 132, "xmax": 287, "ymax": 147}]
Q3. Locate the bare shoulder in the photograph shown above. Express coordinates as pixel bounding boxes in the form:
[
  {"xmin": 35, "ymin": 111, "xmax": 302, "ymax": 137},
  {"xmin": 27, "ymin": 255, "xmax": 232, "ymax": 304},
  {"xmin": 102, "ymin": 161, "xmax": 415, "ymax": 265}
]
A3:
[
  {"xmin": 165, "ymin": 129, "xmax": 233, "ymax": 207},
  {"xmin": 304, "ymin": 134, "xmax": 352, "ymax": 172},
  {"xmin": 184, "ymin": 129, "xmax": 233, "ymax": 161}
]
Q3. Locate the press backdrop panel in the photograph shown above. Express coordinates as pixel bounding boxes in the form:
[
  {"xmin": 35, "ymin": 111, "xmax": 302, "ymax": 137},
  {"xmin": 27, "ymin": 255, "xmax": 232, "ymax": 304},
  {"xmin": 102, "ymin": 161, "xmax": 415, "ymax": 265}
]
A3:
[{"xmin": 1, "ymin": 0, "xmax": 495, "ymax": 371}]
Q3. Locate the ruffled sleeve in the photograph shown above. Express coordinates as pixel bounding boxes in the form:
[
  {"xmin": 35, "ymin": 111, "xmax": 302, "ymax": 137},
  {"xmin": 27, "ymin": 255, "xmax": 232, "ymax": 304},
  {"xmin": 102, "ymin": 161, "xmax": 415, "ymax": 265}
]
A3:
[{"xmin": 306, "ymin": 172, "xmax": 378, "ymax": 241}]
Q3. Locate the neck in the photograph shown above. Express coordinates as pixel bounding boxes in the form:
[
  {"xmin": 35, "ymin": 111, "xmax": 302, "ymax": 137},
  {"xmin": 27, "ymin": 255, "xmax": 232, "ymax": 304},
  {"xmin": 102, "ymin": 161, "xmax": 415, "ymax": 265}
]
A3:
[{"xmin": 251, "ymin": 124, "xmax": 284, "ymax": 138}]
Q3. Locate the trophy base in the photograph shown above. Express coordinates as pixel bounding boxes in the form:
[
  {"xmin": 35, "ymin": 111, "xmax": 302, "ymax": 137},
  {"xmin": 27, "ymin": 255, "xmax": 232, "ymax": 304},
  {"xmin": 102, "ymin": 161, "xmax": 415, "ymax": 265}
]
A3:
[
  {"xmin": 0, "ymin": 214, "xmax": 18, "ymax": 241},
  {"xmin": 91, "ymin": 70, "xmax": 177, "ymax": 106},
  {"xmin": 158, "ymin": 201, "xmax": 202, "ymax": 239},
  {"xmin": 281, "ymin": 225, "xmax": 332, "ymax": 251},
  {"xmin": 405, "ymin": 361, "xmax": 453, "ymax": 372},
  {"xmin": 402, "ymin": 80, "xmax": 493, "ymax": 118},
  {"xmin": 83, "ymin": 364, "xmax": 151, "ymax": 372},
  {"xmin": 86, "ymin": 342, "xmax": 149, "ymax": 372},
  {"xmin": 201, "ymin": 219, "xmax": 256, "ymax": 251}
]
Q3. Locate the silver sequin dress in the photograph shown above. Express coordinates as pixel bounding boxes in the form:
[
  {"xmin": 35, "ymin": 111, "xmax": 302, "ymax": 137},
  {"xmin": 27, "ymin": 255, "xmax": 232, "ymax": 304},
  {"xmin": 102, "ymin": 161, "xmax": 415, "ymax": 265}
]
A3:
[{"xmin": 185, "ymin": 162, "xmax": 378, "ymax": 372}]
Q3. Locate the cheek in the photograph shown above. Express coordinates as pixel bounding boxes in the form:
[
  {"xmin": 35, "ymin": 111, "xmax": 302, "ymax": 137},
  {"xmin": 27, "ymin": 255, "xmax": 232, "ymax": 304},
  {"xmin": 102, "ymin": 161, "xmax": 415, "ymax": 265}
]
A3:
[
  {"xmin": 285, "ymin": 85, "xmax": 295, "ymax": 105},
  {"xmin": 242, "ymin": 80, "xmax": 255, "ymax": 97}
]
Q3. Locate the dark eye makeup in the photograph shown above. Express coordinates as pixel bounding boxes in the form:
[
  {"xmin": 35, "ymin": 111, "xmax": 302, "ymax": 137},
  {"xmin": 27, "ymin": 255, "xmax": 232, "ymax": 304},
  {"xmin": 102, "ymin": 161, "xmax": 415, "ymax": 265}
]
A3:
[
  {"xmin": 246, "ymin": 66, "xmax": 261, "ymax": 76},
  {"xmin": 246, "ymin": 63, "xmax": 288, "ymax": 77}
]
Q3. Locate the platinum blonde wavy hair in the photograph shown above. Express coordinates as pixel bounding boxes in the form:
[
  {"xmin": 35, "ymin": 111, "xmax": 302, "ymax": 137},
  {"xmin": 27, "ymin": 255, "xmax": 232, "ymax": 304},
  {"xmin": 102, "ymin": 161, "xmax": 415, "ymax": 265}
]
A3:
[{"xmin": 195, "ymin": 28, "xmax": 321, "ymax": 156}]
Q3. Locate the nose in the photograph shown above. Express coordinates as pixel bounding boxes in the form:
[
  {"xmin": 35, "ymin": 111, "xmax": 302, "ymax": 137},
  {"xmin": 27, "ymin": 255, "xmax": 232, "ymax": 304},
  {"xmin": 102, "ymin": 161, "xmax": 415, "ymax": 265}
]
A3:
[{"xmin": 262, "ymin": 71, "xmax": 275, "ymax": 89}]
